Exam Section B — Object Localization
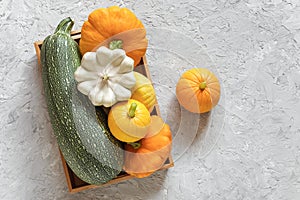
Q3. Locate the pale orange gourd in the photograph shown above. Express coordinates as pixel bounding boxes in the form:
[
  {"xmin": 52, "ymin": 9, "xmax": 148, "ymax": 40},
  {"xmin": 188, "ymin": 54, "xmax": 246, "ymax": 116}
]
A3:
[
  {"xmin": 80, "ymin": 6, "xmax": 148, "ymax": 66},
  {"xmin": 176, "ymin": 68, "xmax": 220, "ymax": 113},
  {"xmin": 123, "ymin": 116, "xmax": 172, "ymax": 178}
]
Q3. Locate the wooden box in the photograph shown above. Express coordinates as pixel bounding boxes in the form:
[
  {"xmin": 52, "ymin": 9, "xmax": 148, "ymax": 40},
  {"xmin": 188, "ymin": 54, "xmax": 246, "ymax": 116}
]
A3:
[{"xmin": 34, "ymin": 30, "xmax": 174, "ymax": 193}]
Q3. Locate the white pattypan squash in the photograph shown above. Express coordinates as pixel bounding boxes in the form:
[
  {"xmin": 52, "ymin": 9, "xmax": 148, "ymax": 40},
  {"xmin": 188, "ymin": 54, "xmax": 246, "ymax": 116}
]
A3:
[{"xmin": 74, "ymin": 46, "xmax": 136, "ymax": 107}]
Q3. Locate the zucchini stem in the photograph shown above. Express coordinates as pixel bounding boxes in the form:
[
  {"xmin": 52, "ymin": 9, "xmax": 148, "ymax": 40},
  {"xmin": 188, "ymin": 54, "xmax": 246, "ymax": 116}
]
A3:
[{"xmin": 54, "ymin": 17, "xmax": 74, "ymax": 35}]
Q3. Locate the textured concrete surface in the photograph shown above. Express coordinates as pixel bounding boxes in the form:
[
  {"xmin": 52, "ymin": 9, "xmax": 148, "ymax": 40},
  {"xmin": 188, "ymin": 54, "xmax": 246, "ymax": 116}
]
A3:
[{"xmin": 1, "ymin": 0, "xmax": 300, "ymax": 199}]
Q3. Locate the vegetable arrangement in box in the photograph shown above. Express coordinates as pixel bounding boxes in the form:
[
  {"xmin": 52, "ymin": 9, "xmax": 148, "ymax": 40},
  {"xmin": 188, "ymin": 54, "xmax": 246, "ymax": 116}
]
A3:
[{"xmin": 40, "ymin": 6, "xmax": 173, "ymax": 185}]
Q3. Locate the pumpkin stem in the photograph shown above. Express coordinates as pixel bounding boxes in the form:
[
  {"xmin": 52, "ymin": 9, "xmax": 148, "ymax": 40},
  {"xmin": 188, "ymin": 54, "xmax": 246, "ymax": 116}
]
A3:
[
  {"xmin": 128, "ymin": 102, "xmax": 137, "ymax": 118},
  {"xmin": 54, "ymin": 17, "xmax": 74, "ymax": 35},
  {"xmin": 109, "ymin": 40, "xmax": 123, "ymax": 50},
  {"xmin": 199, "ymin": 82, "xmax": 207, "ymax": 90},
  {"xmin": 128, "ymin": 142, "xmax": 141, "ymax": 149}
]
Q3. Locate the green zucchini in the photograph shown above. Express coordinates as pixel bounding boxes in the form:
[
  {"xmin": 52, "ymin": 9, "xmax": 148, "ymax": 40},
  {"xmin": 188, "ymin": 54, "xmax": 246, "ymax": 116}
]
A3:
[{"xmin": 41, "ymin": 17, "xmax": 123, "ymax": 185}]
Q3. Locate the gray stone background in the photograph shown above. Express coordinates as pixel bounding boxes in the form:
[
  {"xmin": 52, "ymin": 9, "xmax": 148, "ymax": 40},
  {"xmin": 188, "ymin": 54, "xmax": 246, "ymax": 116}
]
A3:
[{"xmin": 1, "ymin": 0, "xmax": 300, "ymax": 199}]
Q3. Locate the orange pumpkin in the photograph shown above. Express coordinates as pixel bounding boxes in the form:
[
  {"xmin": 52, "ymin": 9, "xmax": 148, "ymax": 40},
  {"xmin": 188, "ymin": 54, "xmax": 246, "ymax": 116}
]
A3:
[
  {"xmin": 176, "ymin": 68, "xmax": 220, "ymax": 113},
  {"xmin": 80, "ymin": 6, "xmax": 148, "ymax": 66},
  {"xmin": 123, "ymin": 116, "xmax": 172, "ymax": 178}
]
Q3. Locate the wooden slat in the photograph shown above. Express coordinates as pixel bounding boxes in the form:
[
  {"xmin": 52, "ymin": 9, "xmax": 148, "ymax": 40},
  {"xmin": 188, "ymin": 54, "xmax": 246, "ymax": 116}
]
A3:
[{"xmin": 34, "ymin": 30, "xmax": 174, "ymax": 193}]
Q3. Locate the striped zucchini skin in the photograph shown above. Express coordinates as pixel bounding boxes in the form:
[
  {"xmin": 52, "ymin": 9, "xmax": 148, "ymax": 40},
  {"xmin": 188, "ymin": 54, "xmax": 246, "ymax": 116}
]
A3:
[{"xmin": 41, "ymin": 17, "xmax": 123, "ymax": 185}]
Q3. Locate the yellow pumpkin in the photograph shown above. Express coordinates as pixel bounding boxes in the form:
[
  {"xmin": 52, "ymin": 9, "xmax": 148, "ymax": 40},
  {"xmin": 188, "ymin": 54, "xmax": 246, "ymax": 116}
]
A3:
[
  {"xmin": 108, "ymin": 99, "xmax": 151, "ymax": 142},
  {"xmin": 131, "ymin": 72, "xmax": 157, "ymax": 112},
  {"xmin": 79, "ymin": 6, "xmax": 148, "ymax": 66},
  {"xmin": 176, "ymin": 68, "xmax": 220, "ymax": 113}
]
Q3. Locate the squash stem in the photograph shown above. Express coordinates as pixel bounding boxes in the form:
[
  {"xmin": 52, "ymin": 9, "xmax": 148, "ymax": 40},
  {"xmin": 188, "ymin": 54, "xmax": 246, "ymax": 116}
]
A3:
[
  {"xmin": 102, "ymin": 75, "xmax": 109, "ymax": 81},
  {"xmin": 128, "ymin": 103, "xmax": 137, "ymax": 118},
  {"xmin": 199, "ymin": 82, "xmax": 207, "ymax": 90},
  {"xmin": 54, "ymin": 17, "xmax": 74, "ymax": 35},
  {"xmin": 128, "ymin": 142, "xmax": 141, "ymax": 150},
  {"xmin": 109, "ymin": 40, "xmax": 123, "ymax": 50}
]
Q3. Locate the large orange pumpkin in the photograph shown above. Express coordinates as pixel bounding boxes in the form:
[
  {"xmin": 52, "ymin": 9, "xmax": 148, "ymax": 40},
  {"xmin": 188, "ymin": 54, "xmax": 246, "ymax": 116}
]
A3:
[
  {"xmin": 176, "ymin": 68, "xmax": 220, "ymax": 113},
  {"xmin": 80, "ymin": 6, "xmax": 148, "ymax": 66},
  {"xmin": 123, "ymin": 116, "xmax": 172, "ymax": 178}
]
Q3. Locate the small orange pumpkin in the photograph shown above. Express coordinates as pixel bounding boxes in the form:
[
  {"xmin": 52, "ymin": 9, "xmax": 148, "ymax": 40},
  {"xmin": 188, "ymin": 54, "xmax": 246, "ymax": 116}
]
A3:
[
  {"xmin": 80, "ymin": 6, "xmax": 148, "ymax": 66},
  {"xmin": 176, "ymin": 68, "xmax": 220, "ymax": 113},
  {"xmin": 123, "ymin": 116, "xmax": 172, "ymax": 178}
]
